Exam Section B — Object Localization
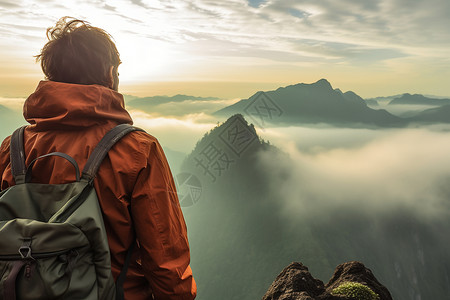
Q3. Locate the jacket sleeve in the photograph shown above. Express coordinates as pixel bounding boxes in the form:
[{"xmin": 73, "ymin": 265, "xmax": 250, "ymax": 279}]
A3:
[
  {"xmin": 130, "ymin": 137, "xmax": 197, "ymax": 300},
  {"xmin": 0, "ymin": 136, "xmax": 11, "ymax": 190}
]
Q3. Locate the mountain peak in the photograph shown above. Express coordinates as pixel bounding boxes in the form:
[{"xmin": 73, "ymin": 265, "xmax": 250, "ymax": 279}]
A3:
[
  {"xmin": 314, "ymin": 78, "xmax": 333, "ymax": 89},
  {"xmin": 224, "ymin": 113, "xmax": 247, "ymax": 125},
  {"xmin": 181, "ymin": 114, "xmax": 276, "ymax": 184},
  {"xmin": 208, "ymin": 114, "xmax": 258, "ymax": 143},
  {"xmin": 284, "ymin": 78, "xmax": 334, "ymax": 91},
  {"xmin": 316, "ymin": 78, "xmax": 331, "ymax": 84}
]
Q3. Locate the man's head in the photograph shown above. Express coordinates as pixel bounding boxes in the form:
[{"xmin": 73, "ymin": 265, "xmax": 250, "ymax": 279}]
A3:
[{"xmin": 36, "ymin": 17, "xmax": 120, "ymax": 91}]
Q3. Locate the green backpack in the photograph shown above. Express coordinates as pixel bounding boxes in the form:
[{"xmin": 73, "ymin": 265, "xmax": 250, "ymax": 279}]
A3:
[{"xmin": 0, "ymin": 124, "xmax": 142, "ymax": 300}]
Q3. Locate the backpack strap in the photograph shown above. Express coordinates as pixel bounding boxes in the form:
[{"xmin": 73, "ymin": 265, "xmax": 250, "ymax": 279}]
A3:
[
  {"xmin": 115, "ymin": 229, "xmax": 135, "ymax": 300},
  {"xmin": 10, "ymin": 126, "xmax": 27, "ymax": 184},
  {"xmin": 81, "ymin": 124, "xmax": 144, "ymax": 182},
  {"xmin": 80, "ymin": 124, "xmax": 144, "ymax": 300}
]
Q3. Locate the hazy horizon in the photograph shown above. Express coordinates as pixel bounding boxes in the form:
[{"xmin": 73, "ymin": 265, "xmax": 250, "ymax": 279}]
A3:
[{"xmin": 2, "ymin": 79, "xmax": 450, "ymax": 152}]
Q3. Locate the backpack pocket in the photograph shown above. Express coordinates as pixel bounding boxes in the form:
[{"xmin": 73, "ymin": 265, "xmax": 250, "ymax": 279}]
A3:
[
  {"xmin": 0, "ymin": 248, "xmax": 84, "ymax": 300},
  {"xmin": 0, "ymin": 220, "xmax": 98, "ymax": 300}
]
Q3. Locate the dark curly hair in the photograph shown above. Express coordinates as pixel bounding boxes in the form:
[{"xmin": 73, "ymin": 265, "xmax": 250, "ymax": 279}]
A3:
[{"xmin": 35, "ymin": 17, "xmax": 121, "ymax": 88}]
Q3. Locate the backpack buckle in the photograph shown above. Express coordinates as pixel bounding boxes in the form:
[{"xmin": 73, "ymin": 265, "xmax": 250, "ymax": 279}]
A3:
[{"xmin": 18, "ymin": 238, "xmax": 34, "ymax": 260}]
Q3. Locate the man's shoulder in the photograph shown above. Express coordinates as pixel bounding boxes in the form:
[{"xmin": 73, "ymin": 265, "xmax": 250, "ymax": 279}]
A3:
[
  {"xmin": 125, "ymin": 128, "xmax": 158, "ymax": 145},
  {"xmin": 113, "ymin": 128, "xmax": 160, "ymax": 156}
]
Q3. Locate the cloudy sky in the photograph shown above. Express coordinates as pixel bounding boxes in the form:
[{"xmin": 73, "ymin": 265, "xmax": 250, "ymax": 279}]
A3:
[{"xmin": 1, "ymin": 0, "xmax": 449, "ymax": 99}]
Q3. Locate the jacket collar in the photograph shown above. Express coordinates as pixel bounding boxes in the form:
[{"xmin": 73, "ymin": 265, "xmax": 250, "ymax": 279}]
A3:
[{"xmin": 24, "ymin": 81, "xmax": 133, "ymax": 131}]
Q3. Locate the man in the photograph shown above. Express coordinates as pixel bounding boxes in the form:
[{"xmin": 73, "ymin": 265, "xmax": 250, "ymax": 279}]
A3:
[{"xmin": 0, "ymin": 17, "xmax": 196, "ymax": 299}]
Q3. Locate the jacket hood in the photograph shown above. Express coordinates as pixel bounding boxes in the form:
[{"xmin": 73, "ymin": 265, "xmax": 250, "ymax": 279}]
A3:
[{"xmin": 24, "ymin": 81, "xmax": 133, "ymax": 131}]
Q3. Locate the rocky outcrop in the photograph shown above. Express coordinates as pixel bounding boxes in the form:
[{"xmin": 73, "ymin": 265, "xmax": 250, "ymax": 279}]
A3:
[
  {"xmin": 261, "ymin": 262, "xmax": 325, "ymax": 300},
  {"xmin": 325, "ymin": 262, "xmax": 393, "ymax": 300},
  {"xmin": 262, "ymin": 261, "xmax": 393, "ymax": 300}
]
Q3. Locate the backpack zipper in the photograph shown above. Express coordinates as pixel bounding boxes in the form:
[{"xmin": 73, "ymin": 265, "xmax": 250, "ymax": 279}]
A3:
[{"xmin": 25, "ymin": 262, "xmax": 32, "ymax": 278}]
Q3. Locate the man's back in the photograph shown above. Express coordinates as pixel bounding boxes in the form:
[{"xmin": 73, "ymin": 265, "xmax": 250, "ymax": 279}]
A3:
[{"xmin": 0, "ymin": 80, "xmax": 196, "ymax": 299}]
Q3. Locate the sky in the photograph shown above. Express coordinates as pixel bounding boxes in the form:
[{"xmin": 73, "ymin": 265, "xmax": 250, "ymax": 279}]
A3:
[{"xmin": 1, "ymin": 0, "xmax": 450, "ymax": 100}]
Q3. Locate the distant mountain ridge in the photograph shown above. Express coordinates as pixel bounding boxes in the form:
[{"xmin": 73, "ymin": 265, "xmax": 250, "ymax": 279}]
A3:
[
  {"xmin": 214, "ymin": 80, "xmax": 450, "ymax": 127},
  {"xmin": 388, "ymin": 93, "xmax": 450, "ymax": 106},
  {"xmin": 214, "ymin": 79, "xmax": 405, "ymax": 127},
  {"xmin": 365, "ymin": 95, "xmax": 404, "ymax": 105},
  {"xmin": 119, "ymin": 80, "xmax": 450, "ymax": 127},
  {"xmin": 409, "ymin": 104, "xmax": 450, "ymax": 123}
]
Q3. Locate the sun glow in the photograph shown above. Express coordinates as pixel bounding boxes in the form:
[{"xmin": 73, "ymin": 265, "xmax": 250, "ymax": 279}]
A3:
[{"xmin": 116, "ymin": 37, "xmax": 177, "ymax": 83}]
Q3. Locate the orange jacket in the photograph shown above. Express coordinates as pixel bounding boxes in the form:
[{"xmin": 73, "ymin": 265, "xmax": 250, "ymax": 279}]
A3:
[{"xmin": 0, "ymin": 81, "xmax": 196, "ymax": 299}]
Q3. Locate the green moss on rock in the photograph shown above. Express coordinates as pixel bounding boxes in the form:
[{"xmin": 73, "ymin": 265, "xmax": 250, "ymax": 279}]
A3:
[{"xmin": 331, "ymin": 282, "xmax": 380, "ymax": 300}]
